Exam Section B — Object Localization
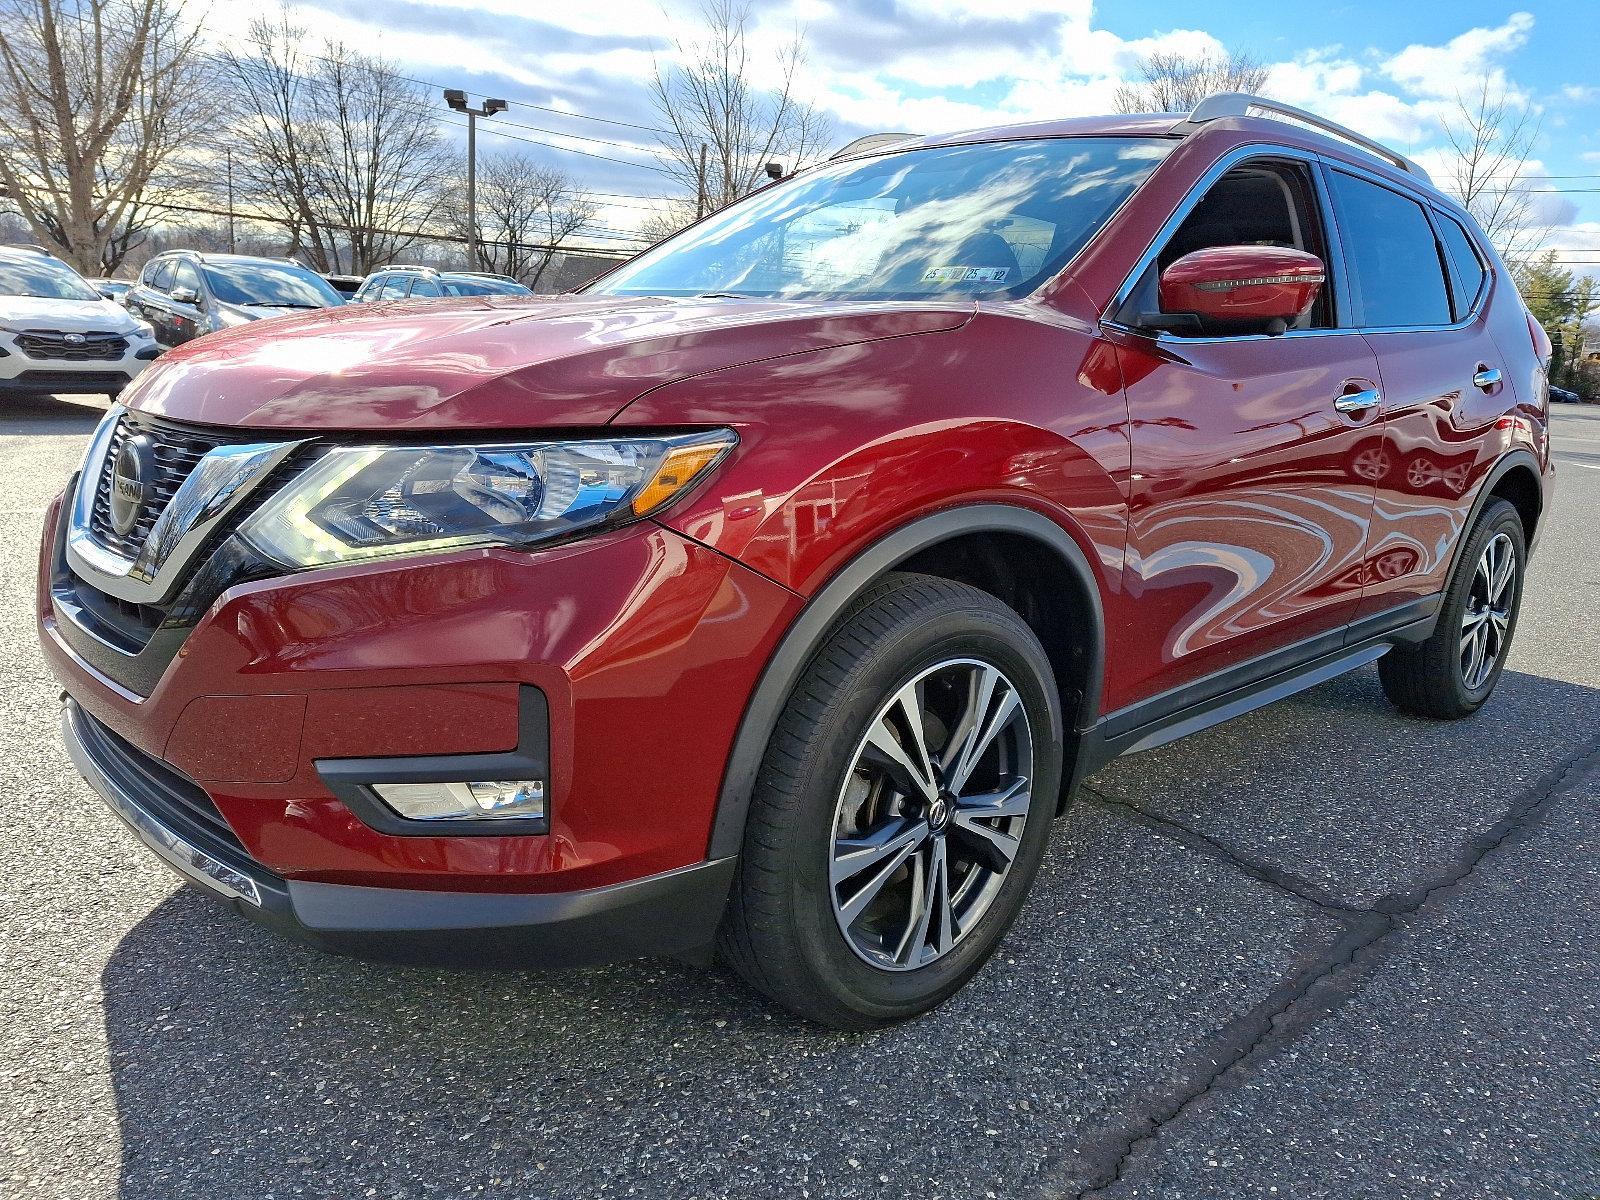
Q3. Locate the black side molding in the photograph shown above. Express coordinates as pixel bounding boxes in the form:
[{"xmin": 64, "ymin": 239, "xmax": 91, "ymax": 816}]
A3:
[{"xmin": 315, "ymin": 685, "xmax": 552, "ymax": 837}]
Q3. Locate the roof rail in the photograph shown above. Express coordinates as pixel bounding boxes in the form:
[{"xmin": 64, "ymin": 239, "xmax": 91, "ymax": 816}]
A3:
[
  {"xmin": 1172, "ymin": 92, "xmax": 1431, "ymax": 182},
  {"xmin": 829, "ymin": 132, "xmax": 919, "ymax": 161},
  {"xmin": 382, "ymin": 264, "xmax": 440, "ymax": 274}
]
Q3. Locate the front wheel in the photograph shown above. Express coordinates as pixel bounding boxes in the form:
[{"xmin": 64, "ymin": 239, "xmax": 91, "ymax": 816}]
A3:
[{"xmin": 718, "ymin": 573, "xmax": 1062, "ymax": 1029}]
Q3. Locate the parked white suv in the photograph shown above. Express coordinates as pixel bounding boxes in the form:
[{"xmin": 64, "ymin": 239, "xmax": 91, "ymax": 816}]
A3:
[{"xmin": 0, "ymin": 247, "xmax": 159, "ymax": 399}]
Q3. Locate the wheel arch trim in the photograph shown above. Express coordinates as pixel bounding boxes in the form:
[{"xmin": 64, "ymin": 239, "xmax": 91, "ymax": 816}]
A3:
[
  {"xmin": 706, "ymin": 503, "xmax": 1105, "ymax": 860},
  {"xmin": 1447, "ymin": 448, "xmax": 1543, "ymax": 581}
]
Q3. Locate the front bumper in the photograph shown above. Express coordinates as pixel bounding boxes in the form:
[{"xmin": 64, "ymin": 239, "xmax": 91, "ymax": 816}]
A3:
[
  {"xmin": 0, "ymin": 337, "xmax": 153, "ymax": 393},
  {"xmin": 64, "ymin": 698, "xmax": 738, "ymax": 965}
]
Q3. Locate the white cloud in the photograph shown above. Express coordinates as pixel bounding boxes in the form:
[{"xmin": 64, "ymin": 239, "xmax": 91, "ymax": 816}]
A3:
[{"xmin": 1382, "ymin": 12, "xmax": 1534, "ymax": 100}]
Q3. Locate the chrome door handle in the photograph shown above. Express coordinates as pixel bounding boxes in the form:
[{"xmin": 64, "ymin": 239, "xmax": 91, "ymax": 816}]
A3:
[
  {"xmin": 1334, "ymin": 388, "xmax": 1382, "ymax": 413},
  {"xmin": 1473, "ymin": 367, "xmax": 1502, "ymax": 390}
]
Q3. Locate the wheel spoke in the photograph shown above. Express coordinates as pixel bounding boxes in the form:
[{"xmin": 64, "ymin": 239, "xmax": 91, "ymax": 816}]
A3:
[
  {"xmin": 951, "ymin": 812, "xmax": 1021, "ymax": 872},
  {"xmin": 832, "ymin": 818, "xmax": 926, "ymax": 887},
  {"xmin": 1490, "ymin": 538, "xmax": 1515, "ymax": 602},
  {"xmin": 944, "ymin": 670, "xmax": 1022, "ymax": 794},
  {"xmin": 927, "ymin": 837, "xmax": 955, "ymax": 959},
  {"xmin": 940, "ymin": 664, "xmax": 999, "ymax": 783},
  {"xmin": 862, "ymin": 685, "xmax": 940, "ymax": 804},
  {"xmin": 1459, "ymin": 609, "xmax": 1487, "ymax": 652},
  {"xmin": 896, "ymin": 845, "xmax": 933, "ymax": 966},
  {"xmin": 953, "ymin": 775, "xmax": 1031, "ymax": 820},
  {"xmin": 1464, "ymin": 622, "xmax": 1488, "ymax": 688},
  {"xmin": 835, "ymin": 824, "xmax": 925, "ymax": 927}
]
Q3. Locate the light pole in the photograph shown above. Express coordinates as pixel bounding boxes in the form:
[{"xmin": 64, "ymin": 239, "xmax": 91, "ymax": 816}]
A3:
[{"xmin": 444, "ymin": 89, "xmax": 507, "ymax": 271}]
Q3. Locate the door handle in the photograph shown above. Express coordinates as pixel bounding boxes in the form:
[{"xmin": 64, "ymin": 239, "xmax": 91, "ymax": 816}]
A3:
[
  {"xmin": 1473, "ymin": 366, "xmax": 1502, "ymax": 390},
  {"xmin": 1334, "ymin": 387, "xmax": 1382, "ymax": 413}
]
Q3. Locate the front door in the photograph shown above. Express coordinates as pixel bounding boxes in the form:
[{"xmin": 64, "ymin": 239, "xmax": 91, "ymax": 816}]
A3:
[{"xmin": 1104, "ymin": 156, "xmax": 1380, "ymax": 710}]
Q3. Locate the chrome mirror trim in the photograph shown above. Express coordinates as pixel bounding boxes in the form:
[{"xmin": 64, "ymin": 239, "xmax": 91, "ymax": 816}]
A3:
[{"xmin": 65, "ymin": 409, "xmax": 305, "ymax": 605}]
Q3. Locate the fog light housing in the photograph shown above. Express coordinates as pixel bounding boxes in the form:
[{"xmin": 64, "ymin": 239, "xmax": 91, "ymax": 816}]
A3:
[{"xmin": 371, "ymin": 779, "xmax": 546, "ymax": 822}]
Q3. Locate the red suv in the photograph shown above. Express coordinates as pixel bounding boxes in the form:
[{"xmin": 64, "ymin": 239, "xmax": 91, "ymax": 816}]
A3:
[{"xmin": 40, "ymin": 94, "xmax": 1553, "ymax": 1028}]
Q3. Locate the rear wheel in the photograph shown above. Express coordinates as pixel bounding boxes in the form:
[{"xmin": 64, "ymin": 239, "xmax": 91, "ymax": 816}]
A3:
[
  {"xmin": 1379, "ymin": 498, "xmax": 1525, "ymax": 719},
  {"xmin": 719, "ymin": 573, "xmax": 1061, "ymax": 1029}
]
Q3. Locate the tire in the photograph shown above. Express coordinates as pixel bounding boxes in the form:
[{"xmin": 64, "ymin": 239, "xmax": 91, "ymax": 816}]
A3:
[
  {"xmin": 719, "ymin": 572, "xmax": 1062, "ymax": 1029},
  {"xmin": 1379, "ymin": 498, "xmax": 1526, "ymax": 719}
]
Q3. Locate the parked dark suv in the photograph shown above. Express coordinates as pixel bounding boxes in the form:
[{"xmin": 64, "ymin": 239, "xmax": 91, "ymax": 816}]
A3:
[
  {"xmin": 125, "ymin": 251, "xmax": 344, "ymax": 350},
  {"xmin": 41, "ymin": 94, "xmax": 1552, "ymax": 1028}
]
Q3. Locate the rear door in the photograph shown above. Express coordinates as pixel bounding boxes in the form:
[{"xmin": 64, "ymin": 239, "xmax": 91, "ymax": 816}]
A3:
[
  {"xmin": 1325, "ymin": 169, "xmax": 1509, "ymax": 622},
  {"xmin": 1109, "ymin": 153, "xmax": 1382, "ymax": 708}
]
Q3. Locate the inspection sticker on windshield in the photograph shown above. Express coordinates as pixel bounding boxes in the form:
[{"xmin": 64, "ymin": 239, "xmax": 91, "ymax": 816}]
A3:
[{"xmin": 923, "ymin": 265, "xmax": 1010, "ymax": 283}]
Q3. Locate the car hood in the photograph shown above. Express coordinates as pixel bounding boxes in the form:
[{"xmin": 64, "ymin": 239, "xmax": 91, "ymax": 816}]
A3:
[
  {"xmin": 217, "ymin": 301, "xmax": 317, "ymax": 324},
  {"xmin": 0, "ymin": 295, "xmax": 140, "ymax": 334},
  {"xmin": 123, "ymin": 294, "xmax": 973, "ymax": 430}
]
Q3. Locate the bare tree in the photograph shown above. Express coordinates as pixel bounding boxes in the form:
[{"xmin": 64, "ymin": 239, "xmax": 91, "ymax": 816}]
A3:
[
  {"xmin": 650, "ymin": 0, "xmax": 831, "ymax": 215},
  {"xmin": 0, "ymin": 0, "xmax": 208, "ymax": 273},
  {"xmin": 218, "ymin": 11, "xmax": 451, "ymax": 274},
  {"xmin": 1114, "ymin": 50, "xmax": 1271, "ymax": 114},
  {"xmin": 637, "ymin": 197, "xmax": 699, "ymax": 246},
  {"xmin": 1439, "ymin": 78, "xmax": 1545, "ymax": 260},
  {"xmin": 464, "ymin": 152, "xmax": 596, "ymax": 288}
]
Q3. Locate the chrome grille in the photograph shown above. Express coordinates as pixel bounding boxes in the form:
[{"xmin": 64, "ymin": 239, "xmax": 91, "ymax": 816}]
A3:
[
  {"xmin": 87, "ymin": 414, "xmax": 234, "ymax": 559},
  {"xmin": 15, "ymin": 330, "xmax": 127, "ymax": 361}
]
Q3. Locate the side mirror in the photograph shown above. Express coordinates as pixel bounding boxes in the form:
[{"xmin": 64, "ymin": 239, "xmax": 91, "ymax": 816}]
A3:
[
  {"xmin": 1155, "ymin": 245, "xmax": 1324, "ymax": 334},
  {"xmin": 170, "ymin": 285, "xmax": 201, "ymax": 307}
]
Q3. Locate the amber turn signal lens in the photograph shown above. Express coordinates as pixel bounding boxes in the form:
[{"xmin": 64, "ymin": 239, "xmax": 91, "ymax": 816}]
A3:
[{"xmin": 632, "ymin": 439, "xmax": 733, "ymax": 515}]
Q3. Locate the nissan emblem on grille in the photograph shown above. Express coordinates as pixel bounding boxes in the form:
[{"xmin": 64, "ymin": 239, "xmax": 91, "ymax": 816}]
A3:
[{"xmin": 109, "ymin": 433, "xmax": 155, "ymax": 536}]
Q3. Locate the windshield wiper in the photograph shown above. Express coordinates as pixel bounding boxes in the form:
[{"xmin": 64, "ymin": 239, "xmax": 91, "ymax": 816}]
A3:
[{"xmin": 697, "ymin": 291, "xmax": 752, "ymax": 299}]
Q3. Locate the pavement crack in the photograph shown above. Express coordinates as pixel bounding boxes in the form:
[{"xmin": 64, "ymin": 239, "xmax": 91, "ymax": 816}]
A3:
[
  {"xmin": 1054, "ymin": 738, "xmax": 1600, "ymax": 1200},
  {"xmin": 1080, "ymin": 784, "xmax": 1365, "ymax": 913}
]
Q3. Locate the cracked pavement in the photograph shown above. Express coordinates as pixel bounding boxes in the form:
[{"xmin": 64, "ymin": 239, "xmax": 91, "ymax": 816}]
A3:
[{"xmin": 2, "ymin": 395, "xmax": 1597, "ymax": 1199}]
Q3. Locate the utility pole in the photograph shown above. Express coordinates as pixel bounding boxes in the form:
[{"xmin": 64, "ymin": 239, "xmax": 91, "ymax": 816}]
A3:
[
  {"xmin": 444, "ymin": 89, "xmax": 507, "ymax": 271},
  {"xmin": 225, "ymin": 149, "xmax": 236, "ymax": 254},
  {"xmin": 696, "ymin": 142, "xmax": 708, "ymax": 219}
]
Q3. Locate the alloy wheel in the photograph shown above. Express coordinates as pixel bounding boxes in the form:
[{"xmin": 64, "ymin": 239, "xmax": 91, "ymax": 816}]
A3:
[
  {"xmin": 1460, "ymin": 531, "xmax": 1517, "ymax": 691},
  {"xmin": 829, "ymin": 658, "xmax": 1033, "ymax": 972}
]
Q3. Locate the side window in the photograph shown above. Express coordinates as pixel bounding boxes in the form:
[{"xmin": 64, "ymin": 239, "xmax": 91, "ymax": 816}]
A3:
[
  {"xmin": 148, "ymin": 258, "xmax": 175, "ymax": 292},
  {"xmin": 408, "ymin": 276, "xmax": 443, "ymax": 297},
  {"xmin": 171, "ymin": 259, "xmax": 201, "ymax": 299},
  {"xmin": 1435, "ymin": 211, "xmax": 1487, "ymax": 318},
  {"xmin": 377, "ymin": 275, "xmax": 409, "ymax": 300},
  {"xmin": 1327, "ymin": 171, "xmax": 1451, "ymax": 328}
]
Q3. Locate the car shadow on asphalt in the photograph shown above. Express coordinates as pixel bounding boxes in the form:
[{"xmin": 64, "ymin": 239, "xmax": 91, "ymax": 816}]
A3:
[
  {"xmin": 0, "ymin": 393, "xmax": 110, "ymax": 435},
  {"xmin": 92, "ymin": 666, "xmax": 1600, "ymax": 1199}
]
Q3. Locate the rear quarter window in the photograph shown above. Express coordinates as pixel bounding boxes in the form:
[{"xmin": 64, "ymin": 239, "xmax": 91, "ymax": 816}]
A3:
[{"xmin": 1435, "ymin": 211, "xmax": 1488, "ymax": 317}]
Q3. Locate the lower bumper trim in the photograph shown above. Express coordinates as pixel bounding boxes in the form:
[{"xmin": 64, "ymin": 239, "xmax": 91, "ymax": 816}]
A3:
[
  {"xmin": 62, "ymin": 698, "xmax": 736, "ymax": 967},
  {"xmin": 63, "ymin": 706, "xmax": 261, "ymax": 905}
]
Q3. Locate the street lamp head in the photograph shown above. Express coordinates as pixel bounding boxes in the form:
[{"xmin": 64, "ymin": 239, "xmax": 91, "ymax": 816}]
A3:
[
  {"xmin": 765, "ymin": 161, "xmax": 786, "ymax": 181},
  {"xmin": 443, "ymin": 88, "xmax": 468, "ymax": 112},
  {"xmin": 484, "ymin": 97, "xmax": 508, "ymax": 116}
]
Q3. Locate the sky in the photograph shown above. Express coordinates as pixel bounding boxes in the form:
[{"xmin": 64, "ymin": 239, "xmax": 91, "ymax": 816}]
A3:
[{"xmin": 204, "ymin": 0, "xmax": 1600, "ymax": 279}]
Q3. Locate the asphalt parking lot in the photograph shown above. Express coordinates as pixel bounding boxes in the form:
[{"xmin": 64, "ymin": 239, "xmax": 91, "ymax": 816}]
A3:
[{"xmin": 2, "ymin": 394, "xmax": 1597, "ymax": 1200}]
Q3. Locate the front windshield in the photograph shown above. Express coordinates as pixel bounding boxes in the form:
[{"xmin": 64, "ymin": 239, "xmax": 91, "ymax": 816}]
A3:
[
  {"xmin": 442, "ymin": 277, "xmax": 531, "ymax": 296},
  {"xmin": 202, "ymin": 261, "xmax": 344, "ymax": 308},
  {"xmin": 591, "ymin": 137, "xmax": 1171, "ymax": 302},
  {"xmin": 0, "ymin": 254, "xmax": 101, "ymax": 302}
]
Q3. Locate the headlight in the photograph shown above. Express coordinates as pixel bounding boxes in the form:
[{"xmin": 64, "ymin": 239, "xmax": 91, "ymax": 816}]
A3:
[
  {"xmin": 131, "ymin": 321, "xmax": 155, "ymax": 339},
  {"xmin": 239, "ymin": 431, "xmax": 736, "ymax": 568}
]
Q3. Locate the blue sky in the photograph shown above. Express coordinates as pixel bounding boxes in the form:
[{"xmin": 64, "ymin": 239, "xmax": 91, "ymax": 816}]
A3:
[{"xmin": 208, "ymin": 1, "xmax": 1600, "ymax": 277}]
